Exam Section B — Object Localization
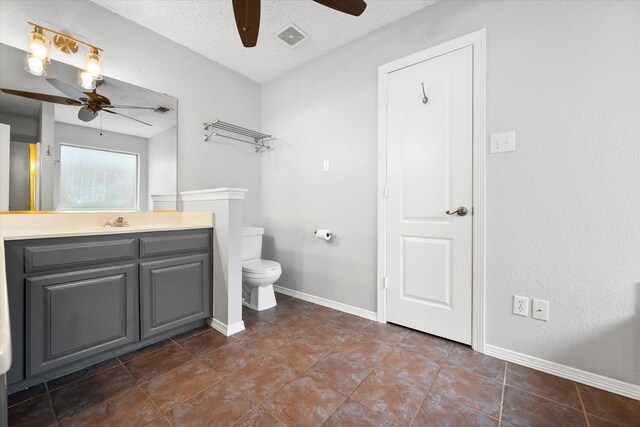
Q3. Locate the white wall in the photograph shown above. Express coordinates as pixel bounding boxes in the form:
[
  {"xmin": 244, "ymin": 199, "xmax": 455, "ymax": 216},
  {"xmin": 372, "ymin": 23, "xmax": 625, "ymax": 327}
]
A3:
[
  {"xmin": 262, "ymin": 0, "xmax": 640, "ymax": 385},
  {"xmin": 148, "ymin": 126, "xmax": 178, "ymax": 207},
  {"xmin": 0, "ymin": 0, "xmax": 262, "ymax": 224},
  {"xmin": 55, "ymin": 122, "xmax": 150, "ymax": 210},
  {"xmin": 37, "ymin": 102, "xmax": 55, "ymax": 210},
  {"xmin": 0, "ymin": 124, "xmax": 9, "ymax": 210},
  {"xmin": 0, "ymin": 112, "xmax": 37, "ymax": 143}
]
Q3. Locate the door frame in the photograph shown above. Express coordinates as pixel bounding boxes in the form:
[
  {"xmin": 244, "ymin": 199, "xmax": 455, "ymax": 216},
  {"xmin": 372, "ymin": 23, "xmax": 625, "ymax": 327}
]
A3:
[{"xmin": 377, "ymin": 29, "xmax": 487, "ymax": 352}]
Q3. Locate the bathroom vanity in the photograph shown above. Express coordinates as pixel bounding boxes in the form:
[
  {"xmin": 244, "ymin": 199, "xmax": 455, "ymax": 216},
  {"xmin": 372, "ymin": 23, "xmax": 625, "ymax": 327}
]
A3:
[{"xmin": 2, "ymin": 224, "xmax": 213, "ymax": 393}]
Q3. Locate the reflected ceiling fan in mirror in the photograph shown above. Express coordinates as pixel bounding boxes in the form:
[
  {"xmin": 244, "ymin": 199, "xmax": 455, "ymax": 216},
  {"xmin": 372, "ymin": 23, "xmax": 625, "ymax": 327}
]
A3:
[
  {"xmin": 232, "ymin": 0, "xmax": 367, "ymax": 47},
  {"xmin": 1, "ymin": 78, "xmax": 156, "ymax": 126}
]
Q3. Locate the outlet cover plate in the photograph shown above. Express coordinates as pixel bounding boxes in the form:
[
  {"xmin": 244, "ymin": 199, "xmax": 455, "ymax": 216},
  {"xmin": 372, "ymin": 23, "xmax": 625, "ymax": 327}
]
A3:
[
  {"xmin": 513, "ymin": 295, "xmax": 529, "ymax": 317},
  {"xmin": 532, "ymin": 299, "xmax": 549, "ymax": 321},
  {"xmin": 491, "ymin": 131, "xmax": 516, "ymax": 153}
]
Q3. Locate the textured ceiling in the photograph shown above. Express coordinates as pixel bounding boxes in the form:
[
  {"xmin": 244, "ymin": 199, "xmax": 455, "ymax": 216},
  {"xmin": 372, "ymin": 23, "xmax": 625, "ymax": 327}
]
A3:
[
  {"xmin": 91, "ymin": 0, "xmax": 437, "ymax": 83},
  {"xmin": 0, "ymin": 43, "xmax": 177, "ymax": 139}
]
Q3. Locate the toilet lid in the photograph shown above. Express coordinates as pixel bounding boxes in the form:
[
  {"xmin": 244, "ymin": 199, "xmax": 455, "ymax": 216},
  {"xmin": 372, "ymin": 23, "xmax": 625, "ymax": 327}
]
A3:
[{"xmin": 242, "ymin": 259, "xmax": 281, "ymax": 273}]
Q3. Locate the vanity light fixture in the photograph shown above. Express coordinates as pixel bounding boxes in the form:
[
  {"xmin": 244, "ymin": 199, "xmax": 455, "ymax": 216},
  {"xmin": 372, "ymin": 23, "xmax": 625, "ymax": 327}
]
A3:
[
  {"xmin": 78, "ymin": 70, "xmax": 96, "ymax": 90},
  {"xmin": 25, "ymin": 26, "xmax": 50, "ymax": 76},
  {"xmin": 25, "ymin": 22, "xmax": 104, "ymax": 87},
  {"xmin": 84, "ymin": 48, "xmax": 103, "ymax": 79}
]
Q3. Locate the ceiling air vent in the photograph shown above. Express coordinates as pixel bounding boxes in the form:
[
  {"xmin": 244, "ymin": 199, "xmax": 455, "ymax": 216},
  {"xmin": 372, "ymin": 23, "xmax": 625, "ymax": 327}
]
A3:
[{"xmin": 274, "ymin": 24, "xmax": 308, "ymax": 48}]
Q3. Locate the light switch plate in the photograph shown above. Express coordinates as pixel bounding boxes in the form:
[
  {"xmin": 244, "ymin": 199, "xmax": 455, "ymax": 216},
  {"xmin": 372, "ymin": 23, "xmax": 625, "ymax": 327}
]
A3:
[{"xmin": 490, "ymin": 131, "xmax": 516, "ymax": 153}]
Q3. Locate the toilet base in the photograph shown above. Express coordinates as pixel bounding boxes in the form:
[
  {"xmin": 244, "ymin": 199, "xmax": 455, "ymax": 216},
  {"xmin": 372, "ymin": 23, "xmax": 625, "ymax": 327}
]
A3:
[{"xmin": 242, "ymin": 283, "xmax": 277, "ymax": 311}]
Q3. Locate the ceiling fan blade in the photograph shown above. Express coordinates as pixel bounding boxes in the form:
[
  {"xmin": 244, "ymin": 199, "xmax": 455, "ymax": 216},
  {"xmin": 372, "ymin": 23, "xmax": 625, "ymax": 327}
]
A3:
[
  {"xmin": 102, "ymin": 108, "xmax": 152, "ymax": 126},
  {"xmin": 232, "ymin": 0, "xmax": 261, "ymax": 47},
  {"xmin": 46, "ymin": 78, "xmax": 89, "ymax": 101},
  {"xmin": 312, "ymin": 0, "xmax": 367, "ymax": 16},
  {"xmin": 78, "ymin": 106, "xmax": 98, "ymax": 122},
  {"xmin": 102, "ymin": 105, "xmax": 157, "ymax": 110},
  {"xmin": 0, "ymin": 88, "xmax": 83, "ymax": 106}
]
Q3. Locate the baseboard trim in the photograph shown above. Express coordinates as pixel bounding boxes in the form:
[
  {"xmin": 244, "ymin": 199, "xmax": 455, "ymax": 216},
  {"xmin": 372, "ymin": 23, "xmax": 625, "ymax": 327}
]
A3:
[
  {"xmin": 484, "ymin": 344, "xmax": 640, "ymax": 400},
  {"xmin": 274, "ymin": 285, "xmax": 378, "ymax": 321},
  {"xmin": 207, "ymin": 318, "xmax": 245, "ymax": 337}
]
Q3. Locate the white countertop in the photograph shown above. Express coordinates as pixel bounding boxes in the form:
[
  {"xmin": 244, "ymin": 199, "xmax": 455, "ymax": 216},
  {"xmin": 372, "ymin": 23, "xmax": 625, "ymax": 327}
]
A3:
[{"xmin": 0, "ymin": 211, "xmax": 215, "ymax": 375}]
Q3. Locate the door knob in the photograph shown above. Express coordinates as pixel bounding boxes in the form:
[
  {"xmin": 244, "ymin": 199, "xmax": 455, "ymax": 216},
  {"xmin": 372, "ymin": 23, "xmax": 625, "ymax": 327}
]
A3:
[{"xmin": 446, "ymin": 206, "xmax": 468, "ymax": 216}]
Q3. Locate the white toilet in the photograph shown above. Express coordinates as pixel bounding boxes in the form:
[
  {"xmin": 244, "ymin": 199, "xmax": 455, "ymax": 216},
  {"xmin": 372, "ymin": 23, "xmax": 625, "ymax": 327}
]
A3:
[{"xmin": 242, "ymin": 227, "xmax": 282, "ymax": 311}]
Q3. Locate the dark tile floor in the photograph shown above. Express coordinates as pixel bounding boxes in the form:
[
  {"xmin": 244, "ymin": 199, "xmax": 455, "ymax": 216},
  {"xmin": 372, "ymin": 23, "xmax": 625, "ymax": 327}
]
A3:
[{"xmin": 8, "ymin": 293, "xmax": 640, "ymax": 426}]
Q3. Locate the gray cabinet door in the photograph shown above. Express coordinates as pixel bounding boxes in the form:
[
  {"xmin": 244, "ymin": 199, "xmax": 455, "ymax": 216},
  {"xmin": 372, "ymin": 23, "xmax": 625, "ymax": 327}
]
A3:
[
  {"xmin": 26, "ymin": 265, "xmax": 138, "ymax": 376},
  {"xmin": 140, "ymin": 254, "xmax": 211, "ymax": 339}
]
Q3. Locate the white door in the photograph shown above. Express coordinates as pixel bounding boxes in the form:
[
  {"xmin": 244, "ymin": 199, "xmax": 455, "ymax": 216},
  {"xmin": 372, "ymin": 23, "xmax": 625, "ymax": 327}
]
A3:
[
  {"xmin": 0, "ymin": 124, "xmax": 9, "ymax": 211},
  {"xmin": 385, "ymin": 46, "xmax": 473, "ymax": 344}
]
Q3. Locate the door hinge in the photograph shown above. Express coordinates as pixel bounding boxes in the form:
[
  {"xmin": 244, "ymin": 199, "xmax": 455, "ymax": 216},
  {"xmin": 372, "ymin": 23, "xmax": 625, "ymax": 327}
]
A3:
[
  {"xmin": 383, "ymin": 276, "xmax": 388, "ymax": 289},
  {"xmin": 383, "ymin": 94, "xmax": 388, "ymax": 107},
  {"xmin": 384, "ymin": 186, "xmax": 388, "ymax": 198}
]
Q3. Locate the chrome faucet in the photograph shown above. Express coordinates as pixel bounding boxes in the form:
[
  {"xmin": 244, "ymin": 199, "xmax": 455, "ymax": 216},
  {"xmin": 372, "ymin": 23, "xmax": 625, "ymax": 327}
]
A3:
[{"xmin": 108, "ymin": 217, "xmax": 129, "ymax": 227}]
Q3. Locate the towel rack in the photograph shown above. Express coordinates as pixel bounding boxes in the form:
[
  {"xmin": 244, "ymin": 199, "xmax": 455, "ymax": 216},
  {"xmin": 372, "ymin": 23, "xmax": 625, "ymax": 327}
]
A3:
[{"xmin": 203, "ymin": 120, "xmax": 273, "ymax": 152}]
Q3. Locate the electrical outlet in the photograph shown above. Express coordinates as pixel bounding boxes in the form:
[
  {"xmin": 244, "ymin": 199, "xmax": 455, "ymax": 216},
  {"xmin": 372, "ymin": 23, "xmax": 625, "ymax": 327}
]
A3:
[
  {"xmin": 490, "ymin": 131, "xmax": 516, "ymax": 153},
  {"xmin": 532, "ymin": 299, "xmax": 549, "ymax": 321},
  {"xmin": 513, "ymin": 295, "xmax": 529, "ymax": 317},
  {"xmin": 323, "ymin": 160, "xmax": 330, "ymax": 172}
]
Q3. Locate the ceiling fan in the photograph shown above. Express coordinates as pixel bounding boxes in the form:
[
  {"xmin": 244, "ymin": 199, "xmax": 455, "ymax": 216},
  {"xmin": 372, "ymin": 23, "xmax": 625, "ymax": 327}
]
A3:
[
  {"xmin": 0, "ymin": 78, "xmax": 155, "ymax": 126},
  {"xmin": 233, "ymin": 0, "xmax": 367, "ymax": 47}
]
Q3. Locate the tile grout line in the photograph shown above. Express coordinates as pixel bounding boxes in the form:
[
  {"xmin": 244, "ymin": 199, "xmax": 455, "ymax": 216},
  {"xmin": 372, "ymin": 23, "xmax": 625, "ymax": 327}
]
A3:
[
  {"xmin": 258, "ymin": 317, "xmax": 356, "ymax": 425},
  {"xmin": 228, "ymin": 403, "xmax": 261, "ymax": 427},
  {"xmin": 46, "ymin": 357, "xmax": 133, "ymax": 412},
  {"xmin": 6, "ymin": 386, "xmax": 47, "ymax": 409},
  {"xmin": 441, "ymin": 344, "xmax": 509, "ymax": 384},
  {"xmin": 116, "ymin": 339, "xmax": 175, "ymax": 364},
  {"xmin": 42, "ymin": 358, "xmax": 122, "ymax": 394},
  {"xmin": 407, "ymin": 342, "xmax": 455, "ymax": 426},
  {"xmin": 499, "ymin": 362, "xmax": 508, "ymax": 425},
  {"xmin": 503, "ymin": 381, "xmax": 590, "ymax": 412},
  {"xmin": 319, "ymin": 325, "xmax": 372, "ymax": 423},
  {"xmin": 136, "ymin": 357, "xmax": 227, "ymax": 418},
  {"xmin": 136, "ymin": 383, "xmax": 170, "ymax": 425},
  {"xmin": 406, "ymin": 338, "xmax": 504, "ymax": 424},
  {"xmin": 576, "ymin": 382, "xmax": 591, "ymax": 427},
  {"xmin": 160, "ymin": 375, "xmax": 246, "ymax": 424},
  {"xmin": 302, "ymin": 319, "xmax": 355, "ymax": 426},
  {"xmin": 52, "ymin": 377, "xmax": 138, "ymax": 423},
  {"xmin": 45, "ymin": 384, "xmax": 57, "ymax": 426}
]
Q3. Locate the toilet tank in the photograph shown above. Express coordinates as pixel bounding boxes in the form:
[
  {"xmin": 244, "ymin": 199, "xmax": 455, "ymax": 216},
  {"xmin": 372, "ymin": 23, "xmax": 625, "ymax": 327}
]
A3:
[{"xmin": 242, "ymin": 227, "xmax": 264, "ymax": 261}]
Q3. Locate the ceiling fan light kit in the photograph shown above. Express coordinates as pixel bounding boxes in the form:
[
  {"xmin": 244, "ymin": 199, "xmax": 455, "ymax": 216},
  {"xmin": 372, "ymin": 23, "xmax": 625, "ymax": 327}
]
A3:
[{"xmin": 24, "ymin": 22, "xmax": 104, "ymax": 88}]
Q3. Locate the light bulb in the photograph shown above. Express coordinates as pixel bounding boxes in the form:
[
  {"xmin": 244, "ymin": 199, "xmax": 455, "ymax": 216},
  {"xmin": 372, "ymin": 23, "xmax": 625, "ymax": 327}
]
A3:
[
  {"xmin": 84, "ymin": 50, "xmax": 103, "ymax": 79},
  {"xmin": 78, "ymin": 70, "xmax": 96, "ymax": 90},
  {"xmin": 28, "ymin": 29, "xmax": 49, "ymax": 61},
  {"xmin": 24, "ymin": 54, "xmax": 46, "ymax": 76}
]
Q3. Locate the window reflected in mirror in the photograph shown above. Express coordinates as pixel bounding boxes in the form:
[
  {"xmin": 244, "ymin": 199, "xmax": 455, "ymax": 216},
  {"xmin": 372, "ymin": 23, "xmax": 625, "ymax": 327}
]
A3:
[{"xmin": 59, "ymin": 145, "xmax": 138, "ymax": 210}]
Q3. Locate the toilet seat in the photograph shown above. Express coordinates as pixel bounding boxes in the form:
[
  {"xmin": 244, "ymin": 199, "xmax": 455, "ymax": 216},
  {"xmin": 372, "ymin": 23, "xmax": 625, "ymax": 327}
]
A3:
[{"xmin": 242, "ymin": 259, "xmax": 281, "ymax": 275}]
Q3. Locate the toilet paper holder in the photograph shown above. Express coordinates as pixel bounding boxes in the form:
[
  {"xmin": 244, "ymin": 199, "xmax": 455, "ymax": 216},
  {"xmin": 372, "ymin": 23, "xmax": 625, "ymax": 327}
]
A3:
[{"xmin": 313, "ymin": 229, "xmax": 333, "ymax": 241}]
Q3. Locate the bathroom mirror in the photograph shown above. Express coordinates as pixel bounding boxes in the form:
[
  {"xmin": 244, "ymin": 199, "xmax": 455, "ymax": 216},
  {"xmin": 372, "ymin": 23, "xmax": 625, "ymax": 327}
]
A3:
[{"xmin": 0, "ymin": 43, "xmax": 177, "ymax": 212}]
